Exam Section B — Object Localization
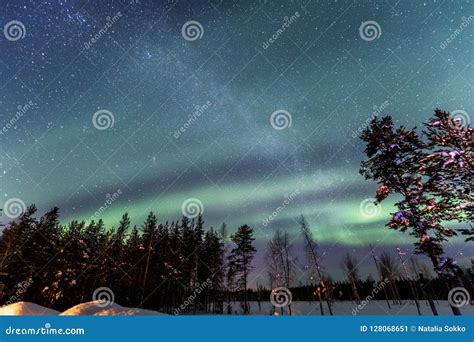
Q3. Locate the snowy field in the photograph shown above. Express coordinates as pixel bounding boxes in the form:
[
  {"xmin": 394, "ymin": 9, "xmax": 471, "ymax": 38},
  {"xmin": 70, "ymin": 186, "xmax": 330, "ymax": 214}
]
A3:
[
  {"xmin": 0, "ymin": 300, "xmax": 472, "ymax": 316},
  {"xmin": 227, "ymin": 301, "xmax": 474, "ymax": 316}
]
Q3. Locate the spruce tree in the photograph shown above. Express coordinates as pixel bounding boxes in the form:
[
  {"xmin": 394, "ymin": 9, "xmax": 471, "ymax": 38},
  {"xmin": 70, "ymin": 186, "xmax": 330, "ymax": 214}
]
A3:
[
  {"xmin": 0, "ymin": 205, "xmax": 37, "ymax": 303},
  {"xmin": 139, "ymin": 212, "xmax": 158, "ymax": 307},
  {"xmin": 124, "ymin": 225, "xmax": 142, "ymax": 306},
  {"xmin": 25, "ymin": 207, "xmax": 61, "ymax": 305},
  {"xmin": 106, "ymin": 213, "xmax": 130, "ymax": 297}
]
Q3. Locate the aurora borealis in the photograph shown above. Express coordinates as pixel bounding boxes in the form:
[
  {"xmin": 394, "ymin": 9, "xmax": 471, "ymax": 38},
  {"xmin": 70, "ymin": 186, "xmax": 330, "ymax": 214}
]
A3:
[{"xmin": 1, "ymin": 0, "xmax": 472, "ymax": 280}]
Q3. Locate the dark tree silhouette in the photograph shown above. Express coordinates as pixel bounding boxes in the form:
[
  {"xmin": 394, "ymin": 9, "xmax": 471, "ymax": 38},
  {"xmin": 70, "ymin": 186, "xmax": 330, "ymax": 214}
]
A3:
[
  {"xmin": 0, "ymin": 203, "xmax": 471, "ymax": 314},
  {"xmin": 0, "ymin": 207, "xmax": 228, "ymax": 314},
  {"xmin": 227, "ymin": 224, "xmax": 256, "ymax": 314}
]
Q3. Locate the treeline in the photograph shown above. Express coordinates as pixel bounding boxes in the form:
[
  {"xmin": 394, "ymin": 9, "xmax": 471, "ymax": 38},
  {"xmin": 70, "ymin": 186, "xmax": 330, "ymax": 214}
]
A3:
[
  {"xmin": 244, "ymin": 275, "xmax": 473, "ymax": 303},
  {"xmin": 0, "ymin": 206, "xmax": 256, "ymax": 313},
  {"xmin": 0, "ymin": 205, "xmax": 472, "ymax": 315}
]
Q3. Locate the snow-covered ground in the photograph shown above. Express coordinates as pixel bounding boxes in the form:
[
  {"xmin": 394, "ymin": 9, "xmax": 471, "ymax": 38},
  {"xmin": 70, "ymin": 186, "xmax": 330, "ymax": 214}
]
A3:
[
  {"xmin": 1, "ymin": 300, "xmax": 471, "ymax": 316},
  {"xmin": 0, "ymin": 301, "xmax": 166, "ymax": 316},
  {"xmin": 61, "ymin": 301, "xmax": 167, "ymax": 316},
  {"xmin": 227, "ymin": 300, "xmax": 474, "ymax": 315}
]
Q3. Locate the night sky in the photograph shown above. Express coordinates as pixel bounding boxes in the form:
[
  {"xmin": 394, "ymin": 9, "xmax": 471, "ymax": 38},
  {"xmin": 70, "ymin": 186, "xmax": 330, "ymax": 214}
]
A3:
[{"xmin": 1, "ymin": 0, "xmax": 472, "ymax": 283}]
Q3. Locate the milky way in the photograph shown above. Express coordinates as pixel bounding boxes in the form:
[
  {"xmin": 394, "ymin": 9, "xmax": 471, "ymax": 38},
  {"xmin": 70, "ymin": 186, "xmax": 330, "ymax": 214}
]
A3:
[{"xmin": 1, "ymin": 0, "xmax": 472, "ymax": 280}]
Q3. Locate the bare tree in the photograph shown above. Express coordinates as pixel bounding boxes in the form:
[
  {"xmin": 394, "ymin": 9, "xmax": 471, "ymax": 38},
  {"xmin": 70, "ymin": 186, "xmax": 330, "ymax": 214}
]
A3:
[
  {"xmin": 397, "ymin": 248, "xmax": 421, "ymax": 315},
  {"xmin": 378, "ymin": 252, "xmax": 401, "ymax": 304},
  {"xmin": 369, "ymin": 245, "xmax": 391, "ymax": 309},
  {"xmin": 266, "ymin": 230, "xmax": 294, "ymax": 315},
  {"xmin": 341, "ymin": 254, "xmax": 360, "ymax": 304},
  {"xmin": 299, "ymin": 215, "xmax": 333, "ymax": 315}
]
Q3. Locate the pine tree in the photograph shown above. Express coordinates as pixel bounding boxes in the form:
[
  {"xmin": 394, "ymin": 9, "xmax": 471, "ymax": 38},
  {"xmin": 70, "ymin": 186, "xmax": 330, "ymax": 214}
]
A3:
[
  {"xmin": 228, "ymin": 224, "xmax": 256, "ymax": 314},
  {"xmin": 202, "ymin": 228, "xmax": 224, "ymax": 312},
  {"xmin": 359, "ymin": 109, "xmax": 472, "ymax": 315},
  {"xmin": 360, "ymin": 110, "xmax": 472, "ymax": 263}
]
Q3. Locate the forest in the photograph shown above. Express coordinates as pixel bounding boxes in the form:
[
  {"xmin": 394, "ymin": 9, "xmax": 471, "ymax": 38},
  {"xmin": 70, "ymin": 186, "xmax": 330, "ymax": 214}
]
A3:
[{"xmin": 0, "ymin": 110, "xmax": 472, "ymax": 315}]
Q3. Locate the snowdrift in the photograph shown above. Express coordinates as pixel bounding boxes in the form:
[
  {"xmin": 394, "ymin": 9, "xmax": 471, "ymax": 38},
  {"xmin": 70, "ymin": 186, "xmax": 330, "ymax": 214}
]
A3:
[
  {"xmin": 61, "ymin": 300, "xmax": 167, "ymax": 316},
  {"xmin": 0, "ymin": 301, "xmax": 59, "ymax": 315},
  {"xmin": 2, "ymin": 300, "xmax": 471, "ymax": 316},
  {"xmin": 0, "ymin": 301, "xmax": 166, "ymax": 316}
]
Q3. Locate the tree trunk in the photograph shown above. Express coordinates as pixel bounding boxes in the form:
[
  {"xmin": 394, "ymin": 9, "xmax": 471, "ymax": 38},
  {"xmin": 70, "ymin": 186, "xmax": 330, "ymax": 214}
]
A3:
[{"xmin": 429, "ymin": 253, "xmax": 461, "ymax": 315}]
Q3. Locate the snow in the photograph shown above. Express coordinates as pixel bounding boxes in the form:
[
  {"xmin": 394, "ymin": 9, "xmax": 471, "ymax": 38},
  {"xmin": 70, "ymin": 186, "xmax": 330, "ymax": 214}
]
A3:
[
  {"xmin": 93, "ymin": 306, "xmax": 167, "ymax": 316},
  {"xmin": 61, "ymin": 301, "xmax": 167, "ymax": 316},
  {"xmin": 0, "ymin": 301, "xmax": 59, "ymax": 316},
  {"xmin": 60, "ymin": 301, "xmax": 121, "ymax": 316},
  {"xmin": 0, "ymin": 301, "xmax": 166, "ymax": 316},
  {"xmin": 230, "ymin": 300, "xmax": 474, "ymax": 316},
  {"xmin": 1, "ymin": 300, "xmax": 471, "ymax": 316}
]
